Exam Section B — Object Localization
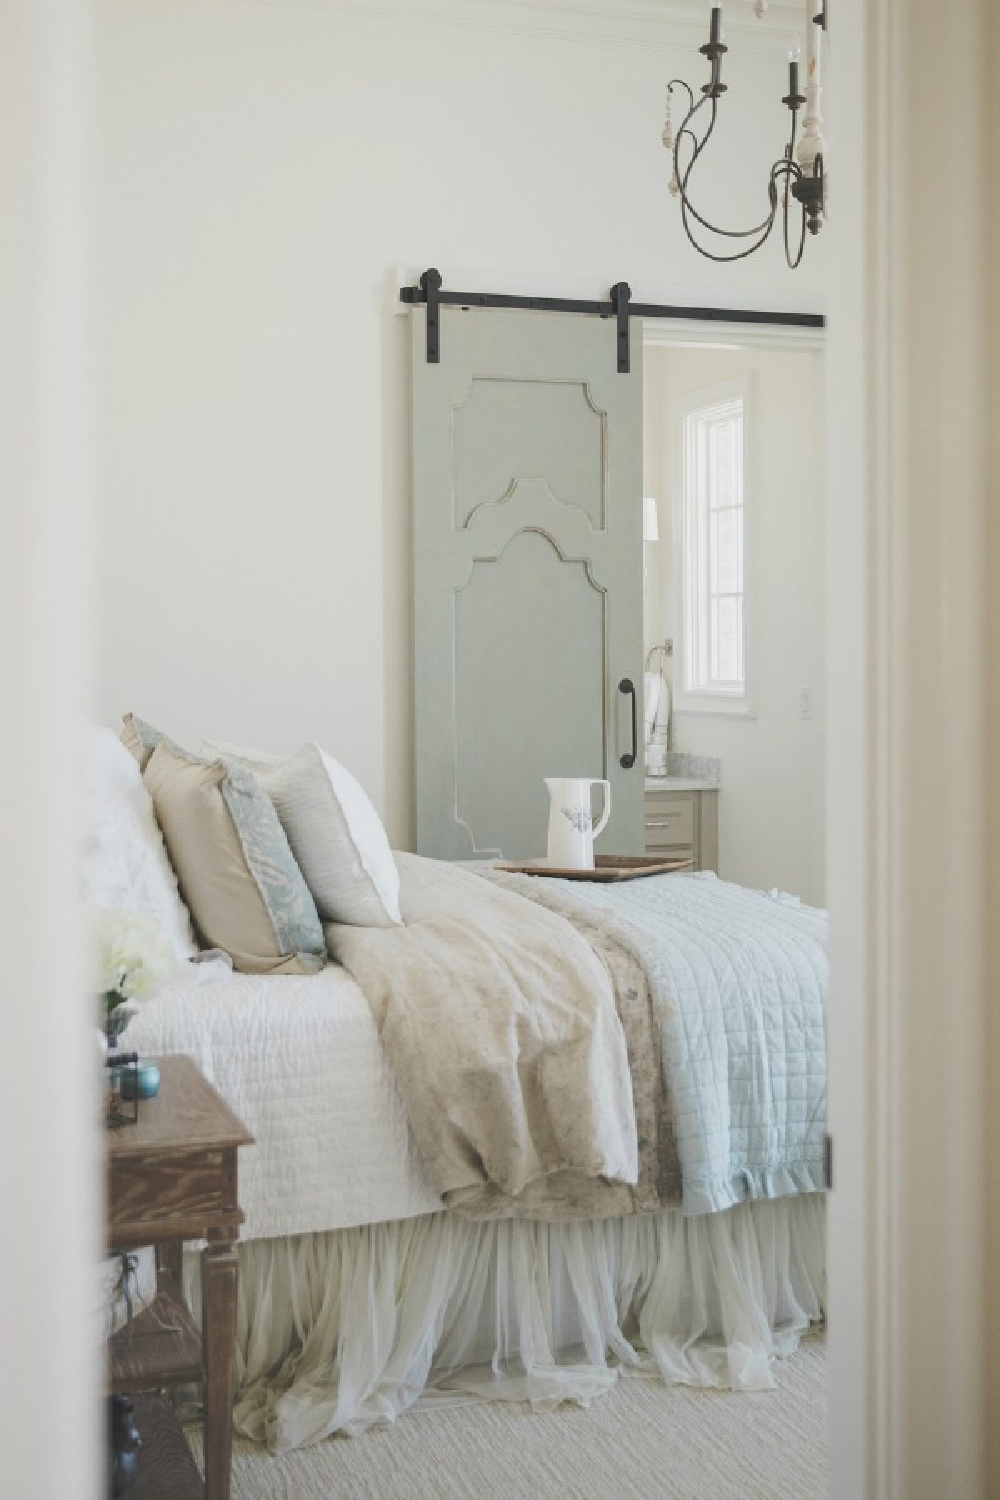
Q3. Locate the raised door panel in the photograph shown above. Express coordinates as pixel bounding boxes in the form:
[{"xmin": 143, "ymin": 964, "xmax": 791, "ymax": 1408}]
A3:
[
  {"xmin": 453, "ymin": 377, "xmax": 606, "ymax": 530},
  {"xmin": 455, "ymin": 529, "xmax": 606, "ymax": 860}
]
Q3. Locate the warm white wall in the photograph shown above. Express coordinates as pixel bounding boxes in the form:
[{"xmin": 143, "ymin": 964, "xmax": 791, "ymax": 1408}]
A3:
[
  {"xmin": 643, "ymin": 342, "xmax": 825, "ymax": 904},
  {"xmin": 93, "ymin": 0, "xmax": 826, "ymax": 846}
]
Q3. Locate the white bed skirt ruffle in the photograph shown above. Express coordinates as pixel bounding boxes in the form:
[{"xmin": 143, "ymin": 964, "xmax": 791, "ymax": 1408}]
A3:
[{"xmin": 184, "ymin": 1196, "xmax": 825, "ymax": 1453}]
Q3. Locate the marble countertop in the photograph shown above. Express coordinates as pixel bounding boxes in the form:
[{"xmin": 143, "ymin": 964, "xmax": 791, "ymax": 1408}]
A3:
[{"xmin": 644, "ymin": 776, "xmax": 720, "ymax": 793}]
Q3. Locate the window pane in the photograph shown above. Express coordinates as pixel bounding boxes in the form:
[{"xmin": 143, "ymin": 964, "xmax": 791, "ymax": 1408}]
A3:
[
  {"xmin": 709, "ymin": 416, "xmax": 740, "ymax": 509},
  {"xmin": 712, "ymin": 595, "xmax": 741, "ymax": 683},
  {"xmin": 681, "ymin": 394, "xmax": 747, "ymax": 699},
  {"xmin": 711, "ymin": 507, "xmax": 740, "ymax": 594}
]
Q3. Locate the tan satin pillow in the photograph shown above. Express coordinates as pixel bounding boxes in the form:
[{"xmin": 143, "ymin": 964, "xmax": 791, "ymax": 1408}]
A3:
[{"xmin": 143, "ymin": 741, "xmax": 325, "ymax": 977}]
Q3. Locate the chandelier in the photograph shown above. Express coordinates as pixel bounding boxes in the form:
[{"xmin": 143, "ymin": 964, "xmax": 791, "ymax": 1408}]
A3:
[{"xmin": 662, "ymin": 1, "xmax": 827, "ymax": 268}]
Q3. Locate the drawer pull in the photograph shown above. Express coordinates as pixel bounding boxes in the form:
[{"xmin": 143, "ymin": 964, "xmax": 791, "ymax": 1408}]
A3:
[{"xmin": 646, "ymin": 815, "xmax": 682, "ymax": 827}]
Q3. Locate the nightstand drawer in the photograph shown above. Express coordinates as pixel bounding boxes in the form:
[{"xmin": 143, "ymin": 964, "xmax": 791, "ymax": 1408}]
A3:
[
  {"xmin": 644, "ymin": 798, "xmax": 695, "ymax": 848},
  {"xmin": 108, "ymin": 1147, "xmax": 238, "ymax": 1237}
]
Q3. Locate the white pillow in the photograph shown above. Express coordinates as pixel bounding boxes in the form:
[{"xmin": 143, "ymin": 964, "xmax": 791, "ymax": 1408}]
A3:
[
  {"xmin": 81, "ymin": 724, "xmax": 198, "ymax": 962},
  {"xmin": 204, "ymin": 740, "xmax": 402, "ymax": 928}
]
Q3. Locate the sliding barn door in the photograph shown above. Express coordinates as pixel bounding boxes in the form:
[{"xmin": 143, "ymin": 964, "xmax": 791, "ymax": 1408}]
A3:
[{"xmin": 411, "ymin": 306, "xmax": 644, "ymax": 861}]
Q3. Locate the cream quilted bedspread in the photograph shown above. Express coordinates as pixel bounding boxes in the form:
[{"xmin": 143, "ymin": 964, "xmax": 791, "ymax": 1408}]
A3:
[{"xmin": 325, "ymin": 853, "xmax": 640, "ymax": 1219}]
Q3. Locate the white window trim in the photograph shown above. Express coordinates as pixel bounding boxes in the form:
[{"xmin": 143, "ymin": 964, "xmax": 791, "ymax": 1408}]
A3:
[{"xmin": 672, "ymin": 375, "xmax": 754, "ymax": 719}]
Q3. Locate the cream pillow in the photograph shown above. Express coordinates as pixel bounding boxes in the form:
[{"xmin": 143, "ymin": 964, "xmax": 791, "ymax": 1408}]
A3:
[
  {"xmin": 81, "ymin": 724, "xmax": 198, "ymax": 963},
  {"xmin": 205, "ymin": 740, "xmax": 402, "ymax": 928},
  {"xmin": 143, "ymin": 740, "xmax": 326, "ymax": 975}
]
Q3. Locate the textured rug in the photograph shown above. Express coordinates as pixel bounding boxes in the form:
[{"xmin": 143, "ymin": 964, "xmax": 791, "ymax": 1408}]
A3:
[{"xmin": 189, "ymin": 1333, "xmax": 827, "ymax": 1500}]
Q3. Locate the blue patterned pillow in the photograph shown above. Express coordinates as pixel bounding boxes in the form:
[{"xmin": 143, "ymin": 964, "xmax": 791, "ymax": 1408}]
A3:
[{"xmin": 137, "ymin": 730, "xmax": 325, "ymax": 976}]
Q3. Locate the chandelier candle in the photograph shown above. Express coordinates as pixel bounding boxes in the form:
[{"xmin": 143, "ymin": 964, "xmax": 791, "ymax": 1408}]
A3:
[
  {"xmin": 788, "ymin": 37, "xmax": 801, "ymax": 102},
  {"xmin": 701, "ymin": 6, "xmax": 727, "ymax": 99}
]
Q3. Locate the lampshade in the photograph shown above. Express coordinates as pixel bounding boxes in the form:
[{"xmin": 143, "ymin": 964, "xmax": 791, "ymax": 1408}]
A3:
[{"xmin": 643, "ymin": 496, "xmax": 660, "ymax": 543}]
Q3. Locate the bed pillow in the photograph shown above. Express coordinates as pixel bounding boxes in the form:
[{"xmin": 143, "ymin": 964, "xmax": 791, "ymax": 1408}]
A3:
[
  {"xmin": 120, "ymin": 711, "xmax": 166, "ymax": 772},
  {"xmin": 81, "ymin": 724, "xmax": 198, "ymax": 963},
  {"xmin": 143, "ymin": 740, "xmax": 326, "ymax": 975},
  {"xmin": 205, "ymin": 739, "xmax": 402, "ymax": 928}
]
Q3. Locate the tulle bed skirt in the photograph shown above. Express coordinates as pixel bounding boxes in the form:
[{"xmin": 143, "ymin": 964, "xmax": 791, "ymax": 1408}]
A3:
[{"xmin": 183, "ymin": 1195, "xmax": 826, "ymax": 1453}]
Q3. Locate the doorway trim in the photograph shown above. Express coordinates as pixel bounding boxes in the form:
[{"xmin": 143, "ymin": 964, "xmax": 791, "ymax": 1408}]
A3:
[
  {"xmin": 828, "ymin": 1, "xmax": 990, "ymax": 1495},
  {"xmin": 642, "ymin": 318, "xmax": 825, "ymax": 354}
]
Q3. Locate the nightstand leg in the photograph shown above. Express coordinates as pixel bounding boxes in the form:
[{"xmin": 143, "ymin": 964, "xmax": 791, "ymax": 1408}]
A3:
[{"xmin": 202, "ymin": 1239, "xmax": 238, "ymax": 1500}]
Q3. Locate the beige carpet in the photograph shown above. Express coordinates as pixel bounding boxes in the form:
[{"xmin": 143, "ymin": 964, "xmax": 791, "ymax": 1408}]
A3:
[{"xmin": 190, "ymin": 1334, "xmax": 827, "ymax": 1500}]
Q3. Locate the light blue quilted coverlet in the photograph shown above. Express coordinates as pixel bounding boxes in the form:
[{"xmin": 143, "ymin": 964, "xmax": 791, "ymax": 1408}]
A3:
[{"xmin": 485, "ymin": 869, "xmax": 827, "ymax": 1216}]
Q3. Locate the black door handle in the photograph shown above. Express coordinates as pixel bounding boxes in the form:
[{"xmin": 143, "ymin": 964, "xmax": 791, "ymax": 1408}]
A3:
[{"xmin": 619, "ymin": 678, "xmax": 637, "ymax": 769}]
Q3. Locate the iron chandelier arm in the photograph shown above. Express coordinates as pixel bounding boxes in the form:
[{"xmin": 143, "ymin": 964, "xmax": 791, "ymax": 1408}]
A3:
[
  {"xmin": 775, "ymin": 160, "xmax": 808, "ymax": 268},
  {"xmin": 669, "ymin": 94, "xmax": 779, "ymax": 247},
  {"xmin": 668, "ymin": 90, "xmax": 789, "ymax": 263},
  {"xmin": 666, "ymin": 76, "xmax": 695, "ymax": 117},
  {"xmin": 667, "ymin": 87, "xmax": 813, "ymax": 267}
]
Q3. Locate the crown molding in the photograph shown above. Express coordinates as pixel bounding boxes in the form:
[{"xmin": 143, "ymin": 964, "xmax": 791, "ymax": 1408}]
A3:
[
  {"xmin": 243, "ymin": 0, "xmax": 806, "ymax": 56},
  {"xmin": 492, "ymin": 0, "xmax": 805, "ymax": 26}
]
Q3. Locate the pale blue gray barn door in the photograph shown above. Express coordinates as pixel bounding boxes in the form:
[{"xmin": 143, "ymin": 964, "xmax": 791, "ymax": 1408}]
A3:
[{"xmin": 411, "ymin": 306, "xmax": 644, "ymax": 860}]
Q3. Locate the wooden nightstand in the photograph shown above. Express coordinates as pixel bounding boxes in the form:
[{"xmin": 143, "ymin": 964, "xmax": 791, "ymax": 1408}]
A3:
[{"xmin": 107, "ymin": 1055, "xmax": 253, "ymax": 1500}]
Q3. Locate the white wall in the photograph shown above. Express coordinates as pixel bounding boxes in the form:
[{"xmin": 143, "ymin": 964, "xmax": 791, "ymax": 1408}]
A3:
[
  {"xmin": 93, "ymin": 0, "xmax": 826, "ymax": 846},
  {"xmin": 643, "ymin": 342, "xmax": 825, "ymax": 903}
]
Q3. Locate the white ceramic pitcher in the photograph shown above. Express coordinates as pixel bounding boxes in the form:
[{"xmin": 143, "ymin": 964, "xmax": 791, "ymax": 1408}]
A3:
[{"xmin": 544, "ymin": 777, "xmax": 612, "ymax": 869}]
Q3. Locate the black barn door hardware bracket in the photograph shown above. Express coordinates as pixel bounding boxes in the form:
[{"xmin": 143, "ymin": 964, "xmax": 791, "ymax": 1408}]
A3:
[
  {"xmin": 610, "ymin": 282, "xmax": 631, "ymax": 373},
  {"xmin": 400, "ymin": 269, "xmax": 824, "ymax": 371},
  {"xmin": 420, "ymin": 267, "xmax": 443, "ymax": 363}
]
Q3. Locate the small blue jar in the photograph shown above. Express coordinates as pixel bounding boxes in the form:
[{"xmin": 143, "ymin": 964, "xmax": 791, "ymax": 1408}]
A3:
[{"xmin": 119, "ymin": 1060, "xmax": 160, "ymax": 1101}]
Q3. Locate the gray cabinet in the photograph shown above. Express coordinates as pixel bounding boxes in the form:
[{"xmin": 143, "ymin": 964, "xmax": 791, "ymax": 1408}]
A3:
[{"xmin": 644, "ymin": 786, "xmax": 719, "ymax": 873}]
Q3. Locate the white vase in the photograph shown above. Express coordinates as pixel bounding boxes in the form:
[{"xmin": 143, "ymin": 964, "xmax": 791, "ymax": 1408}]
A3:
[{"xmin": 544, "ymin": 777, "xmax": 612, "ymax": 869}]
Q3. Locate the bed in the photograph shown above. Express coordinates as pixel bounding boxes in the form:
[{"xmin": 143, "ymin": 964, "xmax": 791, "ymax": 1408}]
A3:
[{"xmin": 90, "ymin": 722, "xmax": 827, "ymax": 1453}]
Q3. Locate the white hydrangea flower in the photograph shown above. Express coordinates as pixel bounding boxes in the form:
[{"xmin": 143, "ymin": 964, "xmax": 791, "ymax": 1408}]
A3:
[{"xmin": 92, "ymin": 909, "xmax": 176, "ymax": 1010}]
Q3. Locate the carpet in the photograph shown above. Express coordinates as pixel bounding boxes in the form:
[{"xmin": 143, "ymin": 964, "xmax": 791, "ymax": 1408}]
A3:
[{"xmin": 189, "ymin": 1333, "xmax": 827, "ymax": 1500}]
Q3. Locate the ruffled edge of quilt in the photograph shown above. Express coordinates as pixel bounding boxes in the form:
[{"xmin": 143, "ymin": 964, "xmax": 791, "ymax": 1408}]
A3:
[{"xmin": 682, "ymin": 1157, "xmax": 828, "ymax": 1216}]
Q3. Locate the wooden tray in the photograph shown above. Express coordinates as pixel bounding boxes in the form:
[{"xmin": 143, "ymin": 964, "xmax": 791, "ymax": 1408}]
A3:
[{"xmin": 496, "ymin": 854, "xmax": 695, "ymax": 881}]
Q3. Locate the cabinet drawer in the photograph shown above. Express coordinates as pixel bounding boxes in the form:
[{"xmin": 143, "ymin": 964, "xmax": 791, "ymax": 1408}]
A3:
[
  {"xmin": 644, "ymin": 797, "xmax": 695, "ymax": 848},
  {"xmin": 108, "ymin": 1147, "xmax": 238, "ymax": 1236}
]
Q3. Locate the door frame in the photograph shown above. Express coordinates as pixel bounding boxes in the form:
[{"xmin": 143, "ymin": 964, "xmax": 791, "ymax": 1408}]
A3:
[
  {"xmin": 828, "ymin": 1, "xmax": 990, "ymax": 1494},
  {"xmin": 642, "ymin": 319, "xmax": 825, "ymax": 355}
]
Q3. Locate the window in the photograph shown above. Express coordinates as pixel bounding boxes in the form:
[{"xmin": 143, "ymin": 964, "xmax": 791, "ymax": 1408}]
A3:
[{"xmin": 676, "ymin": 382, "xmax": 750, "ymax": 711}]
